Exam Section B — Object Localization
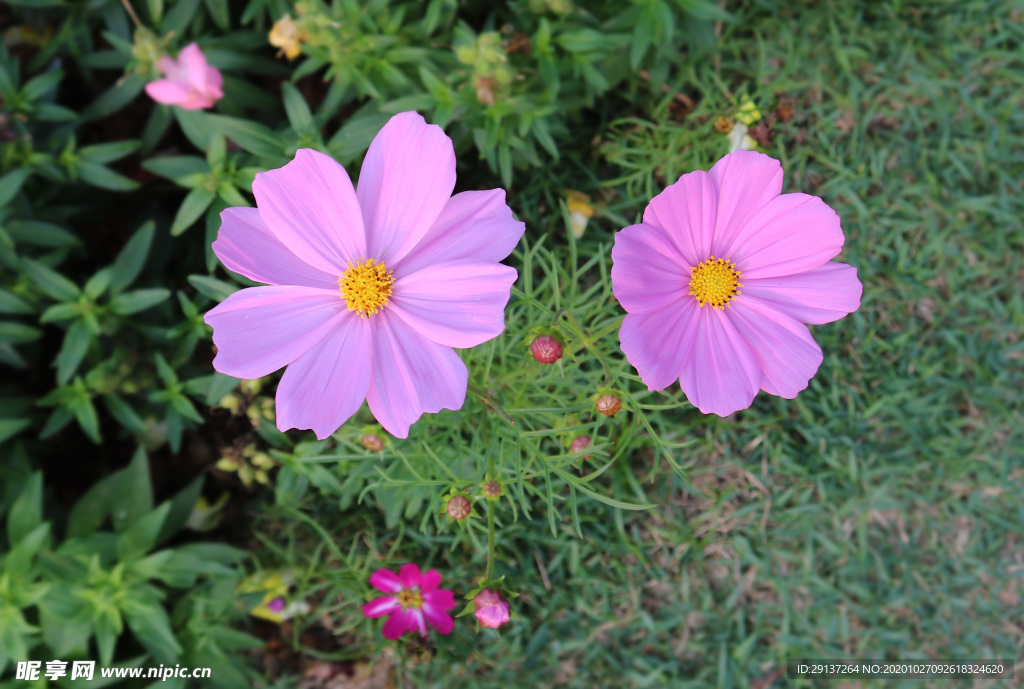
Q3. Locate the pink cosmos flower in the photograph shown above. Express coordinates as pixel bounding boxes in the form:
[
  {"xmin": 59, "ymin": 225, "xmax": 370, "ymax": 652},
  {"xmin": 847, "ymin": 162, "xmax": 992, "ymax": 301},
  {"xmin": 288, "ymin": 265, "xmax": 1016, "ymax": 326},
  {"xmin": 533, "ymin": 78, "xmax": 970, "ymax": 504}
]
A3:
[
  {"xmin": 362, "ymin": 564, "xmax": 456, "ymax": 639},
  {"xmin": 204, "ymin": 112, "xmax": 524, "ymax": 438},
  {"xmin": 145, "ymin": 43, "xmax": 223, "ymax": 110},
  {"xmin": 473, "ymin": 589, "xmax": 510, "ymax": 629},
  {"xmin": 611, "ymin": 150, "xmax": 862, "ymax": 416}
]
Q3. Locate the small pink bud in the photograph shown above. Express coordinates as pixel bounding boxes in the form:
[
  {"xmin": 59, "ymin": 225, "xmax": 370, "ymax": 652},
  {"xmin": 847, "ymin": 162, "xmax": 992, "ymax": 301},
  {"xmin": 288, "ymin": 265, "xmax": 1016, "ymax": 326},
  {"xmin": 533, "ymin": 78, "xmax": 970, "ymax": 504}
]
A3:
[
  {"xmin": 361, "ymin": 433, "xmax": 383, "ymax": 452},
  {"xmin": 530, "ymin": 335, "xmax": 562, "ymax": 364},
  {"xmin": 473, "ymin": 589, "xmax": 510, "ymax": 629},
  {"xmin": 570, "ymin": 435, "xmax": 592, "ymax": 459},
  {"xmin": 482, "ymin": 480, "xmax": 502, "ymax": 499},
  {"xmin": 446, "ymin": 495, "xmax": 472, "ymax": 520},
  {"xmin": 595, "ymin": 394, "xmax": 622, "ymax": 417},
  {"xmin": 267, "ymin": 597, "xmax": 286, "ymax": 613}
]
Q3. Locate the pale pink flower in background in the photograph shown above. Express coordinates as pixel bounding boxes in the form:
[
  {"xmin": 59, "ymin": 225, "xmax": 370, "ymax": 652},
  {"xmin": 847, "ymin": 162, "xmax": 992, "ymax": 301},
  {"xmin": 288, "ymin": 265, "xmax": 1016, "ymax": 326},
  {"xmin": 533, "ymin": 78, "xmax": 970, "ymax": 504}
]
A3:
[
  {"xmin": 362, "ymin": 564, "xmax": 456, "ymax": 639},
  {"xmin": 145, "ymin": 43, "xmax": 223, "ymax": 110},
  {"xmin": 611, "ymin": 150, "xmax": 862, "ymax": 416},
  {"xmin": 204, "ymin": 112, "xmax": 524, "ymax": 439},
  {"xmin": 473, "ymin": 588, "xmax": 510, "ymax": 629}
]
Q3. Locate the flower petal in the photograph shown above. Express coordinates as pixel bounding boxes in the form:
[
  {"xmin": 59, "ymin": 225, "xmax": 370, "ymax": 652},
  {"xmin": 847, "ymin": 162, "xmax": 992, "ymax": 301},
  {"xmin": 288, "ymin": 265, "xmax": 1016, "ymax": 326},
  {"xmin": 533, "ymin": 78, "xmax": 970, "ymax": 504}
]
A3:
[
  {"xmin": 678, "ymin": 308, "xmax": 761, "ymax": 416},
  {"xmin": 619, "ymin": 297, "xmax": 700, "ymax": 391},
  {"xmin": 729, "ymin": 298, "xmax": 823, "ymax": 398},
  {"xmin": 369, "ymin": 569, "xmax": 404, "ymax": 594},
  {"xmin": 178, "ymin": 43, "xmax": 209, "ymax": 92},
  {"xmin": 740, "ymin": 261, "xmax": 862, "ymax": 324},
  {"xmin": 708, "ymin": 150, "xmax": 784, "ymax": 257},
  {"xmin": 204, "ymin": 286, "xmax": 343, "ymax": 379},
  {"xmin": 398, "ymin": 564, "xmax": 422, "ymax": 589},
  {"xmin": 252, "ymin": 148, "xmax": 366, "ymax": 275},
  {"xmin": 395, "ymin": 189, "xmax": 524, "ymax": 276},
  {"xmin": 407, "ymin": 609, "xmax": 427, "ymax": 635},
  {"xmin": 213, "ymin": 207, "xmax": 338, "ymax": 289},
  {"xmin": 419, "ymin": 569, "xmax": 442, "ymax": 593},
  {"xmin": 357, "ymin": 112, "xmax": 456, "ymax": 264},
  {"xmin": 366, "ymin": 315, "xmax": 468, "ymax": 438},
  {"xmin": 728, "ymin": 193, "xmax": 845, "ymax": 278},
  {"xmin": 362, "ymin": 596, "xmax": 400, "ymax": 618},
  {"xmin": 145, "ymin": 79, "xmax": 191, "ymax": 106},
  {"xmin": 611, "ymin": 223, "xmax": 691, "ymax": 315},
  {"xmin": 275, "ymin": 311, "xmax": 371, "ymax": 440},
  {"xmin": 156, "ymin": 55, "xmax": 186, "ymax": 81},
  {"xmin": 642, "ymin": 170, "xmax": 718, "ymax": 265},
  {"xmin": 422, "ymin": 604, "xmax": 454, "ymax": 635},
  {"xmin": 389, "ymin": 260, "xmax": 517, "ymax": 348},
  {"xmin": 423, "ymin": 588, "xmax": 455, "ymax": 611},
  {"xmin": 382, "ymin": 610, "xmax": 408, "ymax": 640}
]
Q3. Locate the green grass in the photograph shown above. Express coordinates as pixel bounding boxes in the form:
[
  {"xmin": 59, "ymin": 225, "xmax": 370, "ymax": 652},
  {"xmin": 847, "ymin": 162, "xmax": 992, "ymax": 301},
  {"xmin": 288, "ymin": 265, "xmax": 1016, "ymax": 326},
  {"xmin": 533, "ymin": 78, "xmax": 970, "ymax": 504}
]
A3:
[{"xmin": 247, "ymin": 2, "xmax": 1023, "ymax": 688}]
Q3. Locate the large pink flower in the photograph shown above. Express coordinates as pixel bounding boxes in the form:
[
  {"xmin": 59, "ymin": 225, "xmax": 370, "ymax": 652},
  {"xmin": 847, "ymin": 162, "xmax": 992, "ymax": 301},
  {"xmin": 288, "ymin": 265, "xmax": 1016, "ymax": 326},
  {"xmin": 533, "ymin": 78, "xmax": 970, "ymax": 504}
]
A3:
[
  {"xmin": 611, "ymin": 150, "xmax": 862, "ymax": 416},
  {"xmin": 362, "ymin": 564, "xmax": 456, "ymax": 639},
  {"xmin": 145, "ymin": 43, "xmax": 223, "ymax": 110},
  {"xmin": 204, "ymin": 112, "xmax": 524, "ymax": 439}
]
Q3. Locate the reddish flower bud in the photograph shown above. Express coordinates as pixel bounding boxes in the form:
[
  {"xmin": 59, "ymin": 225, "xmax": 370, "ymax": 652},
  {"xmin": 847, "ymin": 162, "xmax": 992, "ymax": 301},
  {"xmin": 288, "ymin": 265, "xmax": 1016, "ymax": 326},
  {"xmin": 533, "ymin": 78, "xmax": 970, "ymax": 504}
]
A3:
[
  {"xmin": 570, "ymin": 435, "xmax": 592, "ymax": 459},
  {"xmin": 361, "ymin": 433, "xmax": 384, "ymax": 452},
  {"xmin": 595, "ymin": 394, "xmax": 622, "ymax": 417},
  {"xmin": 482, "ymin": 480, "xmax": 502, "ymax": 499},
  {"xmin": 474, "ymin": 589, "xmax": 510, "ymax": 629},
  {"xmin": 446, "ymin": 495, "xmax": 472, "ymax": 520},
  {"xmin": 530, "ymin": 334, "xmax": 562, "ymax": 364}
]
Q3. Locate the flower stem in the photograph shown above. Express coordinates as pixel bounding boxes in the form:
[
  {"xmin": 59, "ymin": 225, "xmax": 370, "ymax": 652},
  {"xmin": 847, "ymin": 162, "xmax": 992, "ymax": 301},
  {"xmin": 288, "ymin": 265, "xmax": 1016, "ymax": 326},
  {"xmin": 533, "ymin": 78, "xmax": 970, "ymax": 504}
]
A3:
[
  {"xmin": 485, "ymin": 498, "xmax": 496, "ymax": 581},
  {"xmin": 120, "ymin": 0, "xmax": 143, "ymax": 27}
]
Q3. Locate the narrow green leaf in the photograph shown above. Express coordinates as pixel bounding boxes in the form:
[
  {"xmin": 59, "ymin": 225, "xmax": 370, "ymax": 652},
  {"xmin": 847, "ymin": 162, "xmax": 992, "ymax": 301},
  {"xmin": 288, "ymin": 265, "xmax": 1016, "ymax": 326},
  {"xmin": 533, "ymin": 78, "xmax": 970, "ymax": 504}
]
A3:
[
  {"xmin": 282, "ymin": 81, "xmax": 316, "ymax": 135},
  {"xmin": 112, "ymin": 446, "xmax": 155, "ymax": 533},
  {"xmin": 207, "ymin": 114, "xmax": 284, "ymax": 159},
  {"xmin": 7, "ymin": 472, "xmax": 43, "ymax": 544},
  {"xmin": 0, "ymin": 321, "xmax": 41, "ymax": 345},
  {"xmin": 55, "ymin": 319, "xmax": 92, "ymax": 385},
  {"xmin": 141, "ymin": 155, "xmax": 209, "ymax": 183},
  {"xmin": 109, "ymin": 288, "xmax": 171, "ymax": 315},
  {"xmin": 171, "ymin": 186, "xmax": 216, "ymax": 236},
  {"xmin": 22, "ymin": 258, "xmax": 80, "ymax": 301},
  {"xmin": 78, "ymin": 140, "xmax": 140, "ymax": 164},
  {"xmin": 108, "ymin": 221, "xmax": 155, "ymax": 294},
  {"xmin": 187, "ymin": 274, "xmax": 236, "ymax": 302},
  {"xmin": 0, "ymin": 168, "xmax": 32, "ymax": 206},
  {"xmin": 116, "ymin": 502, "xmax": 170, "ymax": 561},
  {"xmin": 155, "ymin": 474, "xmax": 204, "ymax": 544},
  {"xmin": 76, "ymin": 160, "xmax": 140, "ymax": 191}
]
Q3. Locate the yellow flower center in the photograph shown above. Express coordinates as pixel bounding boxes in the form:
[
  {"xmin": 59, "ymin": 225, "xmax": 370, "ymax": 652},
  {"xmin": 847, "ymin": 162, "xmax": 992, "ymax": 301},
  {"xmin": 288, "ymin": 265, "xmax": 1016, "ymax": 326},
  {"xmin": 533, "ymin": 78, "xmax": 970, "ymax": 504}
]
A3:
[
  {"xmin": 397, "ymin": 588, "xmax": 422, "ymax": 609},
  {"xmin": 688, "ymin": 256, "xmax": 742, "ymax": 309},
  {"xmin": 338, "ymin": 259, "xmax": 394, "ymax": 317}
]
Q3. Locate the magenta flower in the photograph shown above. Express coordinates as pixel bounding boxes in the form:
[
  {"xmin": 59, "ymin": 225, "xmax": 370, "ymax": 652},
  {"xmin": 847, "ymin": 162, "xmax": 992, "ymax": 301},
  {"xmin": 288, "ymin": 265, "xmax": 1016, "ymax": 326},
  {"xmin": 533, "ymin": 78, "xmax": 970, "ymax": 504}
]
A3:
[
  {"xmin": 362, "ymin": 564, "xmax": 456, "ymax": 639},
  {"xmin": 611, "ymin": 150, "xmax": 862, "ymax": 416},
  {"xmin": 204, "ymin": 112, "xmax": 524, "ymax": 438},
  {"xmin": 473, "ymin": 589, "xmax": 510, "ymax": 629},
  {"xmin": 145, "ymin": 43, "xmax": 223, "ymax": 110}
]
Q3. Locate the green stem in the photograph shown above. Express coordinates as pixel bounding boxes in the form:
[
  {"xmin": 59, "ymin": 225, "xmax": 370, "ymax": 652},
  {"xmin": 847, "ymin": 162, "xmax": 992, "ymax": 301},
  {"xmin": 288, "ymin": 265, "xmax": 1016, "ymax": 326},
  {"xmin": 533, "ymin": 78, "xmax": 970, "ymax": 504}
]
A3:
[{"xmin": 485, "ymin": 498, "xmax": 496, "ymax": 581}]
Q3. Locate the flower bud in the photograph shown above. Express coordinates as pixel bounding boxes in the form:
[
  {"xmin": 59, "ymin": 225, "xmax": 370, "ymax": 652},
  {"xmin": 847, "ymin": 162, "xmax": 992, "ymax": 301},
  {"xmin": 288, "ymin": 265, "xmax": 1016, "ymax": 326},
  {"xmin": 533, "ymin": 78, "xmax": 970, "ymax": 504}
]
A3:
[
  {"xmin": 595, "ymin": 394, "xmax": 622, "ymax": 417},
  {"xmin": 570, "ymin": 435, "xmax": 591, "ymax": 459},
  {"xmin": 361, "ymin": 433, "xmax": 384, "ymax": 452},
  {"xmin": 530, "ymin": 334, "xmax": 562, "ymax": 364},
  {"xmin": 446, "ymin": 495, "xmax": 472, "ymax": 520},
  {"xmin": 473, "ymin": 589, "xmax": 510, "ymax": 629},
  {"xmin": 482, "ymin": 480, "xmax": 502, "ymax": 499}
]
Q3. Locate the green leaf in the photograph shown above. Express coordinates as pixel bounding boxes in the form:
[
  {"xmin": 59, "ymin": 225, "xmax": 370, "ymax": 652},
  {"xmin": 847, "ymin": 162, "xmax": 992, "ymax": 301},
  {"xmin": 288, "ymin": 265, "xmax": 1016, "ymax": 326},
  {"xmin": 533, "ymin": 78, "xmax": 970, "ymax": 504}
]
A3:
[
  {"xmin": 207, "ymin": 115, "xmax": 284, "ymax": 159},
  {"xmin": 21, "ymin": 258, "xmax": 80, "ymax": 301},
  {"xmin": 39, "ymin": 302, "xmax": 78, "ymax": 323},
  {"xmin": 109, "ymin": 288, "xmax": 171, "ymax": 315},
  {"xmin": 171, "ymin": 187, "xmax": 216, "ymax": 236},
  {"xmin": 55, "ymin": 319, "xmax": 92, "ymax": 385},
  {"xmin": 161, "ymin": 0, "xmax": 201, "ymax": 36},
  {"xmin": 202, "ymin": 0, "xmax": 230, "ymax": 29},
  {"xmin": 0, "ymin": 321, "xmax": 41, "ymax": 345},
  {"xmin": 156, "ymin": 474, "xmax": 204, "ymax": 544},
  {"xmin": 141, "ymin": 155, "xmax": 209, "ymax": 183},
  {"xmin": 327, "ymin": 107, "xmax": 391, "ymax": 164},
  {"xmin": 631, "ymin": 10, "xmax": 654, "ymax": 70},
  {"xmin": 187, "ymin": 274, "xmax": 236, "ymax": 302},
  {"xmin": 84, "ymin": 268, "xmax": 112, "ymax": 300},
  {"xmin": 0, "ymin": 168, "xmax": 32, "ymax": 206},
  {"xmin": 207, "ymin": 133, "xmax": 226, "ymax": 169},
  {"xmin": 102, "ymin": 394, "xmax": 146, "ymax": 434},
  {"xmin": 282, "ymin": 82, "xmax": 316, "ymax": 136},
  {"xmin": 116, "ymin": 502, "xmax": 170, "ymax": 561},
  {"xmin": 76, "ymin": 160, "xmax": 140, "ymax": 191},
  {"xmin": 111, "ymin": 446, "xmax": 155, "ymax": 532},
  {"xmin": 173, "ymin": 107, "xmax": 213, "ymax": 149},
  {"xmin": 204, "ymin": 371, "xmax": 239, "ymax": 405},
  {"xmin": 122, "ymin": 594, "xmax": 182, "ymax": 663},
  {"xmin": 79, "ymin": 73, "xmax": 146, "ymax": 122},
  {"xmin": 67, "ymin": 471, "xmax": 122, "ymax": 537},
  {"xmin": 0, "ymin": 418, "xmax": 31, "ymax": 445},
  {"xmin": 169, "ymin": 393, "xmax": 203, "ymax": 423},
  {"xmin": 7, "ymin": 472, "xmax": 42, "ymax": 544},
  {"xmin": 70, "ymin": 394, "xmax": 101, "ymax": 443},
  {"xmin": 3, "ymin": 523, "xmax": 50, "ymax": 578},
  {"xmin": 4, "ymin": 220, "xmax": 79, "ymax": 248},
  {"xmin": 21, "ymin": 69, "xmax": 63, "ymax": 101},
  {"xmin": 108, "ymin": 221, "xmax": 155, "ymax": 294},
  {"xmin": 78, "ymin": 140, "xmax": 140, "ymax": 164}
]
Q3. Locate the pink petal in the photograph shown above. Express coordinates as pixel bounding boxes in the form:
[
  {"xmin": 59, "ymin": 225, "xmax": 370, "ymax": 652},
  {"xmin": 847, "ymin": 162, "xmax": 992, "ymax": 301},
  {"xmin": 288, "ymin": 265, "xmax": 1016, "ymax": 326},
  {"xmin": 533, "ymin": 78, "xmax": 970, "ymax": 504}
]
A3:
[
  {"xmin": 145, "ymin": 79, "xmax": 191, "ymax": 106},
  {"xmin": 205, "ymin": 65, "xmax": 223, "ymax": 95},
  {"xmin": 406, "ymin": 609, "xmax": 427, "ymax": 635},
  {"xmin": 155, "ymin": 55, "xmax": 186, "ymax": 81},
  {"xmin": 362, "ymin": 596, "xmax": 400, "ymax": 618},
  {"xmin": 382, "ymin": 610, "xmax": 408, "ymax": 640},
  {"xmin": 611, "ymin": 223, "xmax": 690, "ymax": 315},
  {"xmin": 368, "ymin": 569, "xmax": 404, "ymax": 594},
  {"xmin": 357, "ymin": 112, "xmax": 456, "ymax": 264},
  {"xmin": 389, "ymin": 260, "xmax": 517, "ymax": 348},
  {"xmin": 275, "ymin": 313, "xmax": 372, "ymax": 440},
  {"xmin": 422, "ymin": 604, "xmax": 454, "ymax": 634},
  {"xmin": 708, "ymin": 150, "xmax": 784, "ymax": 258},
  {"xmin": 740, "ymin": 261, "xmax": 862, "ymax": 324},
  {"xmin": 398, "ymin": 564, "xmax": 422, "ymax": 589},
  {"xmin": 475, "ymin": 603, "xmax": 509, "ymax": 629},
  {"xmin": 727, "ymin": 193, "xmax": 844, "ymax": 279},
  {"xmin": 642, "ymin": 170, "xmax": 718, "ymax": 265},
  {"xmin": 395, "ymin": 189, "xmax": 525, "ymax": 276},
  {"xmin": 619, "ymin": 297, "xmax": 700, "ymax": 391},
  {"xmin": 678, "ymin": 308, "xmax": 761, "ymax": 416},
  {"xmin": 213, "ymin": 207, "xmax": 338, "ymax": 289},
  {"xmin": 252, "ymin": 148, "xmax": 366, "ymax": 276},
  {"xmin": 204, "ymin": 286, "xmax": 343, "ymax": 379},
  {"xmin": 419, "ymin": 569, "xmax": 442, "ymax": 593},
  {"xmin": 423, "ymin": 588, "xmax": 455, "ymax": 611},
  {"xmin": 729, "ymin": 298, "xmax": 823, "ymax": 398},
  {"xmin": 365, "ymin": 315, "xmax": 468, "ymax": 438}
]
